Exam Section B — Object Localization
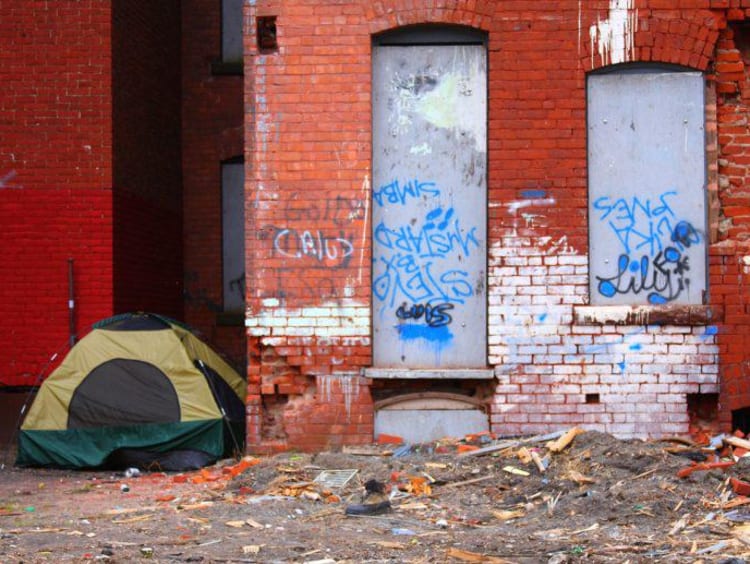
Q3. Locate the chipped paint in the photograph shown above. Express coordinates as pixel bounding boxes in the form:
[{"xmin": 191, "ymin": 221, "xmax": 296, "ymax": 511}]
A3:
[
  {"xmin": 589, "ymin": 0, "xmax": 638, "ymax": 67},
  {"xmin": 409, "ymin": 142, "xmax": 432, "ymax": 155},
  {"xmin": 415, "ymin": 65, "xmax": 486, "ymax": 152}
]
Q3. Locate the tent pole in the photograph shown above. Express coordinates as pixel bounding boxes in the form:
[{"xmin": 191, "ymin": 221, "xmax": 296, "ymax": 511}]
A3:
[{"xmin": 195, "ymin": 359, "xmax": 243, "ymax": 460}]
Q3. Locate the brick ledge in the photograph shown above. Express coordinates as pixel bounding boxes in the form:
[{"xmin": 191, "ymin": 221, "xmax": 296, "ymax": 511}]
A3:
[
  {"xmin": 573, "ymin": 305, "xmax": 722, "ymax": 326},
  {"xmin": 364, "ymin": 368, "xmax": 495, "ymax": 380}
]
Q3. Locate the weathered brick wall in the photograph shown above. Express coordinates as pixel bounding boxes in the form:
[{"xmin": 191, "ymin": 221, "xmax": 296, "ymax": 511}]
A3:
[
  {"xmin": 245, "ymin": 0, "xmax": 750, "ymax": 450},
  {"xmin": 711, "ymin": 14, "xmax": 750, "ymax": 426},
  {"xmin": 112, "ymin": 0, "xmax": 183, "ymax": 318},
  {"xmin": 182, "ymin": 0, "xmax": 245, "ymax": 370},
  {"xmin": 0, "ymin": 1, "xmax": 114, "ymax": 387}
]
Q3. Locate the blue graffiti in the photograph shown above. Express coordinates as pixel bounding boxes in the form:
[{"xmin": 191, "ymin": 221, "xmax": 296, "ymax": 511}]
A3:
[
  {"xmin": 595, "ymin": 191, "xmax": 701, "ymax": 304},
  {"xmin": 373, "ymin": 179, "xmax": 439, "ymax": 207},
  {"xmin": 374, "ymin": 207, "xmax": 479, "ymax": 259},
  {"xmin": 593, "ymin": 191, "xmax": 678, "ymax": 256},
  {"xmin": 596, "ymin": 245, "xmax": 691, "ymax": 305},
  {"xmin": 373, "ymin": 256, "xmax": 472, "ymax": 308},
  {"xmin": 373, "ymin": 180, "xmax": 480, "ymax": 348},
  {"xmin": 520, "ymin": 189, "xmax": 547, "ymax": 199},
  {"xmin": 396, "ymin": 323, "xmax": 453, "ymax": 343}
]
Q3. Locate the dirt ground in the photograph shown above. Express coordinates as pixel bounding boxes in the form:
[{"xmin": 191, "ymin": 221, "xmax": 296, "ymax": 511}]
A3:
[{"xmin": 3, "ymin": 430, "xmax": 750, "ymax": 563}]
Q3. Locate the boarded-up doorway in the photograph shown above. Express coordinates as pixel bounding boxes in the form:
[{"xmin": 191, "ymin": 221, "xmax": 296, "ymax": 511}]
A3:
[{"xmin": 371, "ymin": 26, "xmax": 488, "ymax": 371}]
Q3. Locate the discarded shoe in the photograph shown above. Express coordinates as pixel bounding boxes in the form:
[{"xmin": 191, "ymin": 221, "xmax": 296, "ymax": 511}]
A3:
[{"xmin": 345, "ymin": 478, "xmax": 392, "ymax": 516}]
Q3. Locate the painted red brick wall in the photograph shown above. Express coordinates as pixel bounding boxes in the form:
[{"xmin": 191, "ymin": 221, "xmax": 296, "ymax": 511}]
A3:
[
  {"xmin": 112, "ymin": 0, "xmax": 183, "ymax": 318},
  {"xmin": 0, "ymin": 1, "xmax": 114, "ymax": 387},
  {"xmin": 245, "ymin": 0, "xmax": 750, "ymax": 451},
  {"xmin": 182, "ymin": 0, "xmax": 245, "ymax": 371}
]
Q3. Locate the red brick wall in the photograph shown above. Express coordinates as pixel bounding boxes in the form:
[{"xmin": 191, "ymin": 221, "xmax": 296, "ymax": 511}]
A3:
[
  {"xmin": 244, "ymin": 0, "xmax": 750, "ymax": 451},
  {"xmin": 112, "ymin": 0, "xmax": 183, "ymax": 318},
  {"xmin": 182, "ymin": 0, "xmax": 245, "ymax": 370},
  {"xmin": 0, "ymin": 1, "xmax": 114, "ymax": 387},
  {"xmin": 710, "ymin": 16, "xmax": 750, "ymax": 425}
]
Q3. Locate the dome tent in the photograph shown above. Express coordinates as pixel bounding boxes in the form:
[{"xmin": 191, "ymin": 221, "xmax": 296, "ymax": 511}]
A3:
[{"xmin": 16, "ymin": 313, "xmax": 246, "ymax": 470}]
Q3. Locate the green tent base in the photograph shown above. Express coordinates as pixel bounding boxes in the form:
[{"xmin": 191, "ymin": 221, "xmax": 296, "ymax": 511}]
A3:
[{"xmin": 17, "ymin": 419, "xmax": 226, "ymax": 470}]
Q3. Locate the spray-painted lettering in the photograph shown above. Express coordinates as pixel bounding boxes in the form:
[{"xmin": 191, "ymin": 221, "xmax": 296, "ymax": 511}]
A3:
[
  {"xmin": 594, "ymin": 190, "xmax": 701, "ymax": 304},
  {"xmin": 373, "ymin": 179, "xmax": 439, "ymax": 207},
  {"xmin": 395, "ymin": 302, "xmax": 454, "ymax": 328},
  {"xmin": 273, "ymin": 227, "xmax": 353, "ymax": 267}
]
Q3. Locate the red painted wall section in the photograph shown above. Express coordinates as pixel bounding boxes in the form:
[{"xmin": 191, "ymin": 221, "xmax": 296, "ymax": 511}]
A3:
[
  {"xmin": 245, "ymin": 0, "xmax": 750, "ymax": 451},
  {"xmin": 182, "ymin": 0, "xmax": 245, "ymax": 371},
  {"xmin": 112, "ymin": 0, "xmax": 184, "ymax": 319},
  {"xmin": 0, "ymin": 1, "xmax": 114, "ymax": 387}
]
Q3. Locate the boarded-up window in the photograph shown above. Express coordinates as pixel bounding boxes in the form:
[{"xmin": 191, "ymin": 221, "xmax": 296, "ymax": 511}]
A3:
[{"xmin": 587, "ymin": 67, "xmax": 707, "ymax": 306}]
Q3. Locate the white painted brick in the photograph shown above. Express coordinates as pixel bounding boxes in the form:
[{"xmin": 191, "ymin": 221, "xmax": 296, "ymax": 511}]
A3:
[
  {"xmin": 625, "ymin": 354, "xmax": 655, "ymax": 364},
  {"xmin": 552, "ymin": 384, "xmax": 582, "ymax": 394},
  {"xmin": 553, "ymin": 365, "xmax": 584, "ymax": 375},
  {"xmin": 545, "ymin": 404, "xmax": 577, "ymax": 414},
  {"xmin": 593, "ymin": 354, "xmax": 624, "ymax": 364},
  {"xmin": 655, "ymin": 334, "xmax": 687, "ymax": 344},
  {"xmin": 656, "ymin": 393, "xmax": 686, "ymax": 403},
  {"xmin": 491, "ymin": 266, "xmax": 518, "ymax": 276},
  {"xmin": 504, "ymin": 257, "xmax": 530, "ymax": 266},
  {"xmin": 549, "ymin": 285, "xmax": 575, "ymax": 295},
  {"xmin": 669, "ymin": 344, "xmax": 698, "ymax": 354},
  {"xmin": 535, "ymin": 354, "xmax": 563, "ymax": 363},
  {"xmin": 533, "ymin": 275, "xmax": 562, "ymax": 286},
  {"xmin": 583, "ymin": 413, "xmax": 612, "ymax": 423},
  {"xmin": 540, "ymin": 374, "xmax": 569, "ymax": 385},
  {"xmin": 518, "ymin": 286, "xmax": 547, "ymax": 295},
  {"xmin": 523, "ymin": 403, "xmax": 552, "ymax": 413},
  {"xmin": 672, "ymin": 364, "xmax": 701, "ymax": 374},
  {"xmin": 282, "ymin": 327, "xmax": 315, "ymax": 336},
  {"xmin": 608, "ymin": 423, "xmax": 636, "ymax": 435},
  {"xmin": 504, "ymin": 353, "xmax": 535, "ymax": 364},
  {"xmin": 248, "ymin": 327, "xmax": 271, "ymax": 336},
  {"xmin": 511, "ymin": 374, "xmax": 541, "ymax": 384},
  {"xmin": 550, "ymin": 345, "xmax": 578, "ymax": 354},
  {"xmin": 494, "ymin": 384, "xmax": 521, "ymax": 394},
  {"xmin": 517, "ymin": 345, "xmax": 549, "ymax": 354},
  {"xmin": 549, "ymin": 265, "xmax": 575, "ymax": 275},
  {"xmin": 507, "ymin": 394, "xmax": 536, "ymax": 403},
  {"xmin": 600, "ymin": 383, "xmax": 639, "ymax": 393},
  {"xmin": 583, "ymin": 364, "xmax": 610, "ymax": 374},
  {"xmin": 644, "ymin": 364, "xmax": 672, "ymax": 376},
  {"xmin": 559, "ymin": 256, "xmax": 587, "ymax": 265},
  {"xmin": 700, "ymin": 383, "xmax": 719, "ymax": 393},
  {"xmin": 578, "ymin": 375, "xmax": 601, "ymax": 385},
  {"xmin": 529, "ymin": 413, "xmax": 576, "ymax": 423},
  {"xmin": 661, "ymin": 326, "xmax": 692, "ymax": 334}
]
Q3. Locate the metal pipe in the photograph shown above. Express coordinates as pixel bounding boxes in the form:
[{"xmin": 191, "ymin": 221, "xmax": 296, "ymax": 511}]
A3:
[{"xmin": 67, "ymin": 258, "xmax": 76, "ymax": 347}]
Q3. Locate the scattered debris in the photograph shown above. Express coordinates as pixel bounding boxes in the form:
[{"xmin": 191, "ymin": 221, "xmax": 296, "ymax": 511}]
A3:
[{"xmin": 7, "ymin": 427, "xmax": 750, "ymax": 561}]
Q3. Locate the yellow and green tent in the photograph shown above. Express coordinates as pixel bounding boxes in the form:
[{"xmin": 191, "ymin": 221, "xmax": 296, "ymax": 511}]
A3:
[{"xmin": 17, "ymin": 313, "xmax": 246, "ymax": 470}]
